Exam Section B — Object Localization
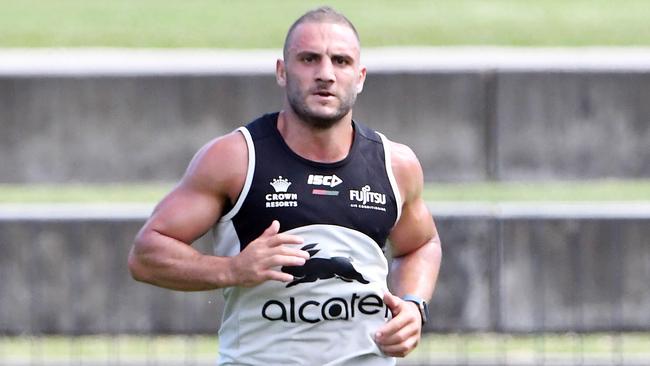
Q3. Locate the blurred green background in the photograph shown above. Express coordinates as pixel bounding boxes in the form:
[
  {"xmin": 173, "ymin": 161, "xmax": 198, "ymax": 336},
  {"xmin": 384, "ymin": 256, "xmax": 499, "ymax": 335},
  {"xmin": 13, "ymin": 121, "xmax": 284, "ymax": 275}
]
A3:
[
  {"xmin": 1, "ymin": 180, "xmax": 650, "ymax": 203},
  {"xmin": 1, "ymin": 0, "xmax": 650, "ymax": 48},
  {"xmin": 2, "ymin": 0, "xmax": 650, "ymax": 202}
]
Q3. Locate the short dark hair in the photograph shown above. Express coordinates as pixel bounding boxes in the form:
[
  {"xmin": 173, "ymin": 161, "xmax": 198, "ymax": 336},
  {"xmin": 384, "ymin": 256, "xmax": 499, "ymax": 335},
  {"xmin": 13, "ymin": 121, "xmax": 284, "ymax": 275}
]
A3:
[{"xmin": 283, "ymin": 6, "xmax": 360, "ymax": 58}]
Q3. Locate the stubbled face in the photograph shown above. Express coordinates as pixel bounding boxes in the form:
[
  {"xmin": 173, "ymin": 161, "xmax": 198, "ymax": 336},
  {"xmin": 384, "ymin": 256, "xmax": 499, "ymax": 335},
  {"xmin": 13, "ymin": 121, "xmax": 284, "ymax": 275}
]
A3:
[{"xmin": 277, "ymin": 21, "xmax": 366, "ymax": 129}]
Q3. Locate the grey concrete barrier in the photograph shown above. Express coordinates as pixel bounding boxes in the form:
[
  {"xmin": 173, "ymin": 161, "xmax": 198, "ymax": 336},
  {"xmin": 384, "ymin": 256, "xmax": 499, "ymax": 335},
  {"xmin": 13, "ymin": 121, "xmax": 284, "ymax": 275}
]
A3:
[
  {"xmin": 495, "ymin": 71, "xmax": 650, "ymax": 180},
  {"xmin": 1, "ymin": 48, "xmax": 649, "ymax": 183},
  {"xmin": 0, "ymin": 74, "xmax": 282, "ymax": 183},
  {"xmin": 0, "ymin": 213, "xmax": 222, "ymax": 334},
  {"xmin": 1, "ymin": 203, "xmax": 649, "ymax": 334}
]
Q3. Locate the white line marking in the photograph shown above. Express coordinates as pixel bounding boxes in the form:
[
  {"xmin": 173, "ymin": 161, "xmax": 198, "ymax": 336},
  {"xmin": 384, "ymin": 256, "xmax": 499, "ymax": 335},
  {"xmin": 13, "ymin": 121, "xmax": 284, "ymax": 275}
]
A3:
[
  {"xmin": 1, "ymin": 202, "xmax": 649, "ymax": 220},
  {"xmin": 1, "ymin": 47, "xmax": 649, "ymax": 76},
  {"xmin": 427, "ymin": 202, "xmax": 650, "ymax": 219},
  {"xmin": 0, "ymin": 203, "xmax": 154, "ymax": 220}
]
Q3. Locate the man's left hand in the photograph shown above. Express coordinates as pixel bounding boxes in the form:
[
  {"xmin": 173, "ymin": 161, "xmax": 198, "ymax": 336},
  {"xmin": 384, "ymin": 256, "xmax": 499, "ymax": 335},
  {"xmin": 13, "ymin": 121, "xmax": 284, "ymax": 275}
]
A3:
[{"xmin": 374, "ymin": 292, "xmax": 422, "ymax": 357}]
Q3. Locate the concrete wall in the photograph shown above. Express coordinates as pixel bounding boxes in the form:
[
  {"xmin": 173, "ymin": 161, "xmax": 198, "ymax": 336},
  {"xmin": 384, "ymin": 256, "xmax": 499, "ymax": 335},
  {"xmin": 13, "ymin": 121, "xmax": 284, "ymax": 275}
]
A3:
[
  {"xmin": 1, "ymin": 64, "xmax": 649, "ymax": 183},
  {"xmin": 497, "ymin": 218, "xmax": 650, "ymax": 332},
  {"xmin": 356, "ymin": 72, "xmax": 490, "ymax": 181},
  {"xmin": 2, "ymin": 209, "xmax": 649, "ymax": 335},
  {"xmin": 495, "ymin": 71, "xmax": 650, "ymax": 180},
  {"xmin": 0, "ymin": 219, "xmax": 222, "ymax": 334},
  {"xmin": 0, "ymin": 75, "xmax": 282, "ymax": 183}
]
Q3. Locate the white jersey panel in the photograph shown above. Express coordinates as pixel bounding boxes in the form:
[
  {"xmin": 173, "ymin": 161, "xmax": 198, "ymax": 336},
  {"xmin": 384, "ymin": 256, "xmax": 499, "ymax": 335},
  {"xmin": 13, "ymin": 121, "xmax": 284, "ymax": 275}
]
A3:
[
  {"xmin": 212, "ymin": 220, "xmax": 241, "ymax": 257},
  {"xmin": 217, "ymin": 224, "xmax": 395, "ymax": 366},
  {"xmin": 377, "ymin": 132, "xmax": 403, "ymax": 224},
  {"xmin": 220, "ymin": 127, "xmax": 255, "ymax": 222}
]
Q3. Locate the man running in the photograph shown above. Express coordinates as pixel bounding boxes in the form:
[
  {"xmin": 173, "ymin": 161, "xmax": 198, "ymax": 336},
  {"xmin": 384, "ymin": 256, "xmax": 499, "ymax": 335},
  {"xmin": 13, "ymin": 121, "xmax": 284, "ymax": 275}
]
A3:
[{"xmin": 129, "ymin": 6, "xmax": 442, "ymax": 365}]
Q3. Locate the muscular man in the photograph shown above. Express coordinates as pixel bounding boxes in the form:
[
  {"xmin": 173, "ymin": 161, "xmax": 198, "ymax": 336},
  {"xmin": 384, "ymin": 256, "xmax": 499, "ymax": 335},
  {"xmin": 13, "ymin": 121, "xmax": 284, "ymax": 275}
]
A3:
[{"xmin": 128, "ymin": 6, "xmax": 441, "ymax": 365}]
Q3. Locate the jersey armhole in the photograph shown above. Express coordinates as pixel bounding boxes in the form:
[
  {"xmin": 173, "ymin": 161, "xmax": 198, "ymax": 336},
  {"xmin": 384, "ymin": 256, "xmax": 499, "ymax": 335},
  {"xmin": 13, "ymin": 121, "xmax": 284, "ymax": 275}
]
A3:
[
  {"xmin": 377, "ymin": 132, "xmax": 403, "ymax": 225},
  {"xmin": 219, "ymin": 127, "xmax": 255, "ymax": 222}
]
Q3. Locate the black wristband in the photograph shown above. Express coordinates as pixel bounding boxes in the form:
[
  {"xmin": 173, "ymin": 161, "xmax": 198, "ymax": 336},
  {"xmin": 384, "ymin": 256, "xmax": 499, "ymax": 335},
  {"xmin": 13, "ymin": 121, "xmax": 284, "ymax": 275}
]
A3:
[{"xmin": 402, "ymin": 294, "xmax": 428, "ymax": 324}]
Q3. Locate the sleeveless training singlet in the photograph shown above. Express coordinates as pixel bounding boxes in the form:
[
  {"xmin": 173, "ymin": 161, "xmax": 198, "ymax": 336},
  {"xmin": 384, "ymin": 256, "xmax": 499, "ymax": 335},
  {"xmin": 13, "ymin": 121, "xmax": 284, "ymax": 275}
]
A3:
[{"xmin": 213, "ymin": 112, "xmax": 402, "ymax": 366}]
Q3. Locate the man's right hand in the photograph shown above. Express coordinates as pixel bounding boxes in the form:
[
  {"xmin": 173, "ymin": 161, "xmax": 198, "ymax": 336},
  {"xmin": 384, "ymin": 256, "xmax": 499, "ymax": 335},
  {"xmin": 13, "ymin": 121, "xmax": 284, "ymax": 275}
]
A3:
[{"xmin": 229, "ymin": 220, "xmax": 308, "ymax": 287}]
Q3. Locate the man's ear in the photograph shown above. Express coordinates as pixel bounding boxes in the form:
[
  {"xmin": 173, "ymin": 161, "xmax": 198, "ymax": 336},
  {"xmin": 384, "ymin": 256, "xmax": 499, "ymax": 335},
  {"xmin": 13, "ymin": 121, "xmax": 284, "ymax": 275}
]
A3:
[
  {"xmin": 276, "ymin": 59, "xmax": 287, "ymax": 87},
  {"xmin": 356, "ymin": 65, "xmax": 367, "ymax": 94}
]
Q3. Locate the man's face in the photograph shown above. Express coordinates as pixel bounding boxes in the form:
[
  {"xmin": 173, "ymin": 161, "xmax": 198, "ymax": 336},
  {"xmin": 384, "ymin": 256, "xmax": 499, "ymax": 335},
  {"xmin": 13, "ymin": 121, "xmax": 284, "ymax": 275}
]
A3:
[{"xmin": 277, "ymin": 21, "xmax": 366, "ymax": 129}]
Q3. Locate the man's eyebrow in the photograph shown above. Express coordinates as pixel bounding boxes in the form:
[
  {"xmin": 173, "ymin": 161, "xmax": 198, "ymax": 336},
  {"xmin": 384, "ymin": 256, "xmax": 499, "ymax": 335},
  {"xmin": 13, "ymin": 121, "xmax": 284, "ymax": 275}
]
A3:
[
  {"xmin": 332, "ymin": 53, "xmax": 354, "ymax": 61},
  {"xmin": 295, "ymin": 50, "xmax": 320, "ymax": 57}
]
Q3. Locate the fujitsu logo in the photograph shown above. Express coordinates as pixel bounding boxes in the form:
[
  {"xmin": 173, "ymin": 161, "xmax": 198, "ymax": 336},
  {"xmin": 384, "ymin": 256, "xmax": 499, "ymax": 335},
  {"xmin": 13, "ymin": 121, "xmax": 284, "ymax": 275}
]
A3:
[{"xmin": 349, "ymin": 185, "xmax": 386, "ymax": 206}]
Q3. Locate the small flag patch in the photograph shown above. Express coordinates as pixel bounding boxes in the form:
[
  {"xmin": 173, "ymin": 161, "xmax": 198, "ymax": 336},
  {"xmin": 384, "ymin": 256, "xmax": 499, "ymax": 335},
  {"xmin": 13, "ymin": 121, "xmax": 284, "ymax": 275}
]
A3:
[{"xmin": 312, "ymin": 189, "xmax": 339, "ymax": 196}]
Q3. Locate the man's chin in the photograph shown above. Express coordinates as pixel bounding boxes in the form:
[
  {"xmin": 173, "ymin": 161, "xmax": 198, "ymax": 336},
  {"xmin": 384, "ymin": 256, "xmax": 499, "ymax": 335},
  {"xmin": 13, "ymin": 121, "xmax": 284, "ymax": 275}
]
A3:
[
  {"xmin": 311, "ymin": 110, "xmax": 340, "ymax": 121},
  {"xmin": 287, "ymin": 99, "xmax": 350, "ymax": 129},
  {"xmin": 299, "ymin": 111, "xmax": 346, "ymax": 129}
]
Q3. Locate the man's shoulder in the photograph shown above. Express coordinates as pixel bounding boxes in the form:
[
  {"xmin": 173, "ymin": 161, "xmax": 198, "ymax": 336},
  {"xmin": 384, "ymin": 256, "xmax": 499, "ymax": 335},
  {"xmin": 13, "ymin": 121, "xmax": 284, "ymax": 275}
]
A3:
[
  {"xmin": 382, "ymin": 137, "xmax": 423, "ymax": 202},
  {"xmin": 191, "ymin": 110, "xmax": 279, "ymax": 181},
  {"xmin": 388, "ymin": 140, "xmax": 418, "ymax": 165},
  {"xmin": 198, "ymin": 130, "xmax": 248, "ymax": 164},
  {"xmin": 182, "ymin": 130, "xmax": 249, "ymax": 199}
]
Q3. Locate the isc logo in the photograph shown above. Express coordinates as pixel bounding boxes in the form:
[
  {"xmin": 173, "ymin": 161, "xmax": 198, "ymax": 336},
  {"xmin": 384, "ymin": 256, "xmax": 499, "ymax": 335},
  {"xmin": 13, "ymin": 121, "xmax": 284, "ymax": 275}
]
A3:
[{"xmin": 307, "ymin": 174, "xmax": 342, "ymax": 187}]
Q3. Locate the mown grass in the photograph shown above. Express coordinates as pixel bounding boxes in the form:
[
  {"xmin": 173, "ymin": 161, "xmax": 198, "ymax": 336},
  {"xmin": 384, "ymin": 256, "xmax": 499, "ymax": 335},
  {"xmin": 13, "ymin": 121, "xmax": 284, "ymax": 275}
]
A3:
[
  {"xmin": 1, "ymin": 0, "xmax": 649, "ymax": 48},
  {"xmin": 0, "ymin": 183, "xmax": 174, "ymax": 204},
  {"xmin": 421, "ymin": 180, "xmax": 650, "ymax": 202},
  {"xmin": 0, "ymin": 180, "xmax": 649, "ymax": 204},
  {"xmin": 1, "ymin": 333, "xmax": 648, "ymax": 363}
]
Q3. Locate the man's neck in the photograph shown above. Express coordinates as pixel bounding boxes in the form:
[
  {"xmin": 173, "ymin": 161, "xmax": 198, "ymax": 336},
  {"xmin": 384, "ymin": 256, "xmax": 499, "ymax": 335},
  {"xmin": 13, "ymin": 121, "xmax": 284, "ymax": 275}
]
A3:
[{"xmin": 277, "ymin": 110, "xmax": 354, "ymax": 163}]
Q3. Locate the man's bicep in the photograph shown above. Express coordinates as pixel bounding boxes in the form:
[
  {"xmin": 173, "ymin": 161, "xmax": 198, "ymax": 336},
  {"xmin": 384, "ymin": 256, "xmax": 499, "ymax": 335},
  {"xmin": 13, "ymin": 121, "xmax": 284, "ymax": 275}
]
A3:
[
  {"xmin": 387, "ymin": 141, "xmax": 436, "ymax": 257},
  {"xmin": 389, "ymin": 197, "xmax": 436, "ymax": 257},
  {"xmin": 145, "ymin": 182, "xmax": 226, "ymax": 245},
  {"xmin": 142, "ymin": 131, "xmax": 247, "ymax": 245}
]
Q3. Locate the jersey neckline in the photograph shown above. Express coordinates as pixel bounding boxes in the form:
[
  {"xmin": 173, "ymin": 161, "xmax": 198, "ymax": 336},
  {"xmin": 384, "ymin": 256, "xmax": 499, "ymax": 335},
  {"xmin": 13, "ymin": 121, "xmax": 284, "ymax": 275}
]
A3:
[{"xmin": 268, "ymin": 112, "xmax": 359, "ymax": 169}]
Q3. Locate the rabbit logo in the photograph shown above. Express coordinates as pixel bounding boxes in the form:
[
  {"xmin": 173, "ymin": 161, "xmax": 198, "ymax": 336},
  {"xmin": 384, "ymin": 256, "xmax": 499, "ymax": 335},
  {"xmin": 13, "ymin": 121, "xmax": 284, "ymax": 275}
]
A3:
[{"xmin": 281, "ymin": 243, "xmax": 369, "ymax": 288}]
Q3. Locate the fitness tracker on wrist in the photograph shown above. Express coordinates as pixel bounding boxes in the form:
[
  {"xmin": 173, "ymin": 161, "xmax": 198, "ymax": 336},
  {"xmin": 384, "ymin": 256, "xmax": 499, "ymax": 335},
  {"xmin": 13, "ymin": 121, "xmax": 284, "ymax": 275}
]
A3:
[{"xmin": 402, "ymin": 294, "xmax": 429, "ymax": 324}]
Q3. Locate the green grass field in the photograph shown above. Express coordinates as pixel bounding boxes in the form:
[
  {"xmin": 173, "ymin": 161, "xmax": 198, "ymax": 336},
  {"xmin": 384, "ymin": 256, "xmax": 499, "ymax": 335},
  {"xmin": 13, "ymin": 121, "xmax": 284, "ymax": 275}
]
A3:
[
  {"xmin": 0, "ymin": 180, "xmax": 649, "ymax": 204},
  {"xmin": 421, "ymin": 180, "xmax": 650, "ymax": 202},
  {"xmin": 1, "ymin": 0, "xmax": 650, "ymax": 48},
  {"xmin": 1, "ymin": 333, "xmax": 649, "ymax": 363}
]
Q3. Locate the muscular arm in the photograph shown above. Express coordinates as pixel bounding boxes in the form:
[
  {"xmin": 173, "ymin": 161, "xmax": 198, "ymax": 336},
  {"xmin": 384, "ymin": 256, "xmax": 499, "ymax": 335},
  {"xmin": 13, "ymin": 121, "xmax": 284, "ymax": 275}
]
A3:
[
  {"xmin": 375, "ymin": 141, "xmax": 442, "ymax": 357},
  {"xmin": 388, "ymin": 142, "xmax": 441, "ymax": 300},
  {"xmin": 128, "ymin": 131, "xmax": 308, "ymax": 291}
]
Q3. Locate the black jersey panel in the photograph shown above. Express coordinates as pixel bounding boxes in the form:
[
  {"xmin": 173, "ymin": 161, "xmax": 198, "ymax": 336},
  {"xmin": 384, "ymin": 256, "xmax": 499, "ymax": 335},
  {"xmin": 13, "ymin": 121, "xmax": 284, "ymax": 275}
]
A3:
[{"xmin": 231, "ymin": 112, "xmax": 398, "ymax": 250}]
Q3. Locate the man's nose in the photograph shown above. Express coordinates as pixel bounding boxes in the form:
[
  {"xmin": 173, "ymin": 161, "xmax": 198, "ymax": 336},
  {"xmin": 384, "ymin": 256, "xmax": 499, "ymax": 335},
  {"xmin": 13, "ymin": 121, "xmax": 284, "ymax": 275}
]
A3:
[{"xmin": 315, "ymin": 58, "xmax": 335, "ymax": 83}]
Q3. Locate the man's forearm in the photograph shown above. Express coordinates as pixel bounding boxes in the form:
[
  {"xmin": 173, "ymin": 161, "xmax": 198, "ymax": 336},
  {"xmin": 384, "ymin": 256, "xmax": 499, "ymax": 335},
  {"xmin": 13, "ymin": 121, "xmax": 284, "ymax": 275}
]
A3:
[
  {"xmin": 389, "ymin": 237, "xmax": 442, "ymax": 300},
  {"xmin": 128, "ymin": 230, "xmax": 235, "ymax": 291}
]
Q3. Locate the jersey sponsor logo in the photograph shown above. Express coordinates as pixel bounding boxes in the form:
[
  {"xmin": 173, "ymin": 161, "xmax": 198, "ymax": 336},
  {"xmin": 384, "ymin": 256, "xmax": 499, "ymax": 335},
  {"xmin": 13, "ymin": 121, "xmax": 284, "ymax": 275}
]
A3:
[
  {"xmin": 266, "ymin": 176, "xmax": 298, "ymax": 208},
  {"xmin": 307, "ymin": 174, "xmax": 343, "ymax": 187},
  {"xmin": 281, "ymin": 243, "xmax": 369, "ymax": 287},
  {"xmin": 261, "ymin": 293, "xmax": 389, "ymax": 323},
  {"xmin": 312, "ymin": 189, "xmax": 339, "ymax": 196},
  {"xmin": 308, "ymin": 174, "xmax": 342, "ymax": 196},
  {"xmin": 262, "ymin": 244, "xmax": 387, "ymax": 323},
  {"xmin": 270, "ymin": 176, "xmax": 292, "ymax": 192},
  {"xmin": 349, "ymin": 185, "xmax": 387, "ymax": 212}
]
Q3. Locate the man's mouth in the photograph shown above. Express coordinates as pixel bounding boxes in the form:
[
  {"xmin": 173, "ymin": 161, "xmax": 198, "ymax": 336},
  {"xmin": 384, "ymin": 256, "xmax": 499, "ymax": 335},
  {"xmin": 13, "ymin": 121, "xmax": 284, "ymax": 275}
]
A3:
[{"xmin": 314, "ymin": 90, "xmax": 335, "ymax": 97}]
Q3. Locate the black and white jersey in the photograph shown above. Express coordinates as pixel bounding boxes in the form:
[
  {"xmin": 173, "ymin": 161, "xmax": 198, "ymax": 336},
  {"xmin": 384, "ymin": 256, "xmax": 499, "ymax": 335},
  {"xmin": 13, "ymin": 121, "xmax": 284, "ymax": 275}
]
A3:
[{"xmin": 213, "ymin": 112, "xmax": 402, "ymax": 365}]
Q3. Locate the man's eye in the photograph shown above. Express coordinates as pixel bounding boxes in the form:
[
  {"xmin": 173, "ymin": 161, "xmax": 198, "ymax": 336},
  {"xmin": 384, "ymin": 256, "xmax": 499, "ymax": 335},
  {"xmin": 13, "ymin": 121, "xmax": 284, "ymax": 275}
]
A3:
[
  {"xmin": 303, "ymin": 56, "xmax": 315, "ymax": 63},
  {"xmin": 334, "ymin": 57, "xmax": 349, "ymax": 65}
]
